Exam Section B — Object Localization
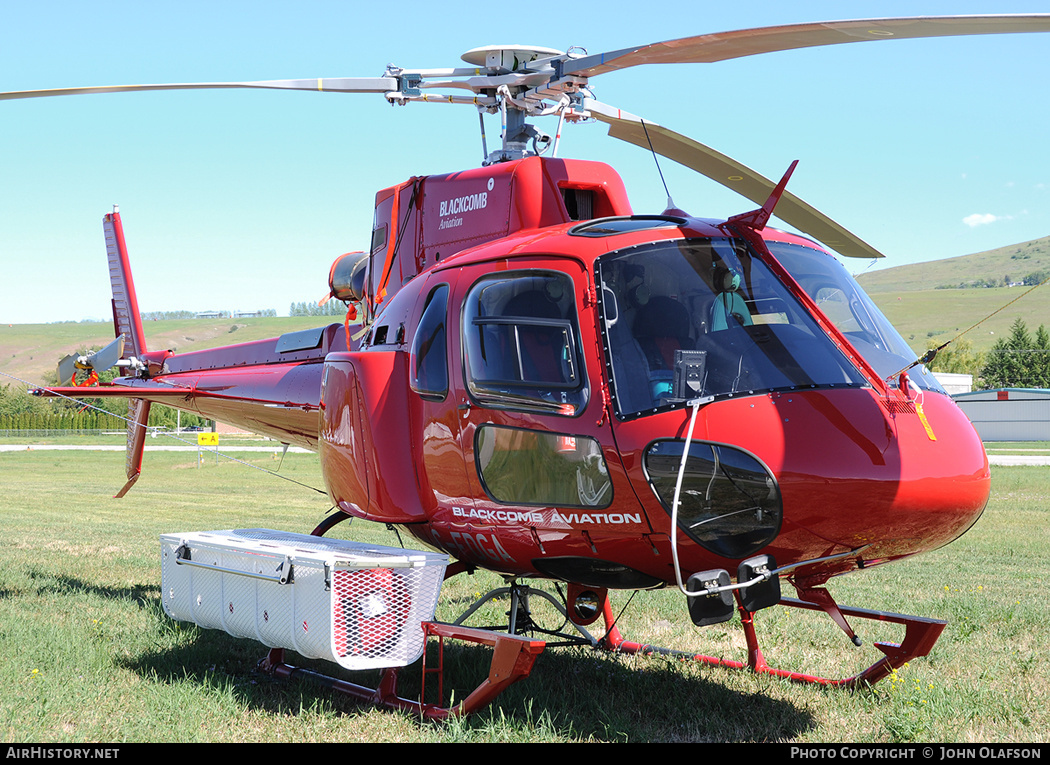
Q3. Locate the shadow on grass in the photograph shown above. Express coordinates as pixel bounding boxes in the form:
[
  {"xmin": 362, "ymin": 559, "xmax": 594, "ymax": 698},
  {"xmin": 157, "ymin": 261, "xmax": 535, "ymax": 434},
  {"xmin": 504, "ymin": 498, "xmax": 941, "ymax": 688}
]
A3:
[
  {"xmin": 23, "ymin": 568, "xmax": 159, "ymax": 606},
  {"xmin": 12, "ymin": 567, "xmax": 818, "ymax": 740},
  {"xmin": 123, "ymin": 618, "xmax": 818, "ymax": 742},
  {"xmin": 423, "ymin": 642, "xmax": 817, "ymax": 742}
]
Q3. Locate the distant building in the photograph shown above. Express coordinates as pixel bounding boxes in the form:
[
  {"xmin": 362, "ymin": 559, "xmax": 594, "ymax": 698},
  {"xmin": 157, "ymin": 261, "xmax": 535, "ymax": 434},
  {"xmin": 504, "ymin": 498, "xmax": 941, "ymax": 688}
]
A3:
[
  {"xmin": 952, "ymin": 388, "xmax": 1050, "ymax": 441},
  {"xmin": 192, "ymin": 309, "xmax": 263, "ymax": 319},
  {"xmin": 934, "ymin": 373, "xmax": 973, "ymax": 395}
]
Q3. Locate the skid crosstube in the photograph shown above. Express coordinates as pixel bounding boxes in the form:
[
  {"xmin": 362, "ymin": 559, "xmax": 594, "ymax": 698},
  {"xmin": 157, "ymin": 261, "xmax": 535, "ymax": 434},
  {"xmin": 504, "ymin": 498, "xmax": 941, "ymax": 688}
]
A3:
[{"xmin": 259, "ymin": 622, "xmax": 546, "ymax": 720}]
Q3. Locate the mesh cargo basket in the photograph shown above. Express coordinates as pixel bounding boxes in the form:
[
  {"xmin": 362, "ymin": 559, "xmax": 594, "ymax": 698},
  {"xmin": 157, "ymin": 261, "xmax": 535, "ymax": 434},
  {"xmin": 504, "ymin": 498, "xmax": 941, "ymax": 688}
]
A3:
[{"xmin": 160, "ymin": 528, "xmax": 448, "ymax": 670}]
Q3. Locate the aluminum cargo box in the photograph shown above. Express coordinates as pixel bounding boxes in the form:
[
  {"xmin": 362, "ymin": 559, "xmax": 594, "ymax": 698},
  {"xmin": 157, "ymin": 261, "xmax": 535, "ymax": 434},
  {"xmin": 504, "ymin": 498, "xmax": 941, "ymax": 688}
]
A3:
[{"xmin": 160, "ymin": 528, "xmax": 448, "ymax": 670}]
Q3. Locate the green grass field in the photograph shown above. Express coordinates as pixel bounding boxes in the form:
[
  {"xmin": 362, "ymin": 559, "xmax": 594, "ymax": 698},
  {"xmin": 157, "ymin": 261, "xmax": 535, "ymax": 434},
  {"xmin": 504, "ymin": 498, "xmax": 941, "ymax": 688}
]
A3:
[{"xmin": 1, "ymin": 441, "xmax": 1047, "ymax": 743}]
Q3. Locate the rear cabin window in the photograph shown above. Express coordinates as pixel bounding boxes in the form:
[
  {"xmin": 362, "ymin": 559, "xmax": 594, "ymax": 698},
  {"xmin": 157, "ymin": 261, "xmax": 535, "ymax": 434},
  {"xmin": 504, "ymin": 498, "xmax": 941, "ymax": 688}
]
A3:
[
  {"xmin": 476, "ymin": 425, "xmax": 612, "ymax": 508},
  {"xmin": 462, "ymin": 271, "xmax": 587, "ymax": 416},
  {"xmin": 410, "ymin": 284, "xmax": 449, "ymax": 400}
]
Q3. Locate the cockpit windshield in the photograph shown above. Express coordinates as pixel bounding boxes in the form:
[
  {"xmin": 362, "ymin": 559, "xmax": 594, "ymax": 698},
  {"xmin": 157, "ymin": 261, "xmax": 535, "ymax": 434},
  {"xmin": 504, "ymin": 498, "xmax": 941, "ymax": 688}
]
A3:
[
  {"xmin": 763, "ymin": 241, "xmax": 945, "ymax": 395},
  {"xmin": 596, "ymin": 238, "xmax": 869, "ymax": 419}
]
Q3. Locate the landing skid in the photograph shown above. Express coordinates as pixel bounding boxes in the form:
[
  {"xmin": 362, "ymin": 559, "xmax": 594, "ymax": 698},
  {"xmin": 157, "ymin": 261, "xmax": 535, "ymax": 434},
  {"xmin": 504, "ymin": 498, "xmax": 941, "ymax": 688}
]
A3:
[
  {"xmin": 599, "ymin": 595, "xmax": 946, "ymax": 688},
  {"xmin": 255, "ymin": 514, "xmax": 945, "ymax": 717},
  {"xmin": 447, "ymin": 579, "xmax": 946, "ymax": 689}
]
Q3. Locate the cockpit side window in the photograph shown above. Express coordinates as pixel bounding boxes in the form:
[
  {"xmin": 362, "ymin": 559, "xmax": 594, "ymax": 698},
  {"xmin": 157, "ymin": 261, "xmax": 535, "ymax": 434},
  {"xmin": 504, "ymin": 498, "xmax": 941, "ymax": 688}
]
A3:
[
  {"xmin": 475, "ymin": 425, "xmax": 612, "ymax": 508},
  {"xmin": 463, "ymin": 271, "xmax": 587, "ymax": 416}
]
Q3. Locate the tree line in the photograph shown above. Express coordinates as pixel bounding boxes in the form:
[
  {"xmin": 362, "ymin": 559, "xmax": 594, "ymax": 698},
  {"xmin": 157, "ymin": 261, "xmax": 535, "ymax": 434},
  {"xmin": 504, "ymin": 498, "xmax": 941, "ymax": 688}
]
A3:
[
  {"xmin": 936, "ymin": 270, "xmax": 1050, "ymax": 290},
  {"xmin": 0, "ymin": 384, "xmax": 208, "ymax": 431},
  {"xmin": 928, "ymin": 318, "xmax": 1050, "ymax": 389},
  {"xmin": 977, "ymin": 318, "xmax": 1050, "ymax": 389},
  {"xmin": 142, "ymin": 309, "xmax": 278, "ymax": 320},
  {"xmin": 1, "ymin": 358, "xmax": 208, "ymax": 431},
  {"xmin": 289, "ymin": 301, "xmax": 347, "ymax": 317}
]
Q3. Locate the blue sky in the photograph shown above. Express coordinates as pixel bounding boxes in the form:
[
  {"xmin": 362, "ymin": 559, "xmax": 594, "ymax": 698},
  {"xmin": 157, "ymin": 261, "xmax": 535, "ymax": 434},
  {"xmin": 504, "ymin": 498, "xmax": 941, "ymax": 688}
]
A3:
[{"xmin": 2, "ymin": 1, "xmax": 1048, "ymax": 324}]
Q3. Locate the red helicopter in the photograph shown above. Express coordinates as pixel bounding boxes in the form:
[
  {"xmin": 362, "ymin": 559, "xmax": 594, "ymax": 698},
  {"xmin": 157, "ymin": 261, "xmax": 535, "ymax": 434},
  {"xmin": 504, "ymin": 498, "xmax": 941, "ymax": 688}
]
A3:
[{"xmin": 11, "ymin": 15, "xmax": 1049, "ymax": 719}]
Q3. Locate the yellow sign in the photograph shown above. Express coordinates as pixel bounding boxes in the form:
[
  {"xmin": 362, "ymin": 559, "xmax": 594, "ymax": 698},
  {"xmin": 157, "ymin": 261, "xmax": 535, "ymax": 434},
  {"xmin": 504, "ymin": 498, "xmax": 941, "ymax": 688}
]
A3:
[{"xmin": 197, "ymin": 432, "xmax": 219, "ymax": 446}]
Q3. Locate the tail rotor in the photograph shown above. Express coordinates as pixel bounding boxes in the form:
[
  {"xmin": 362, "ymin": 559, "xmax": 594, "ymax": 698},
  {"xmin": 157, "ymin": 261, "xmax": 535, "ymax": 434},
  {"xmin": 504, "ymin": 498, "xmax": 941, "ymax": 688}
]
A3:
[{"xmin": 57, "ymin": 334, "xmax": 126, "ymax": 386}]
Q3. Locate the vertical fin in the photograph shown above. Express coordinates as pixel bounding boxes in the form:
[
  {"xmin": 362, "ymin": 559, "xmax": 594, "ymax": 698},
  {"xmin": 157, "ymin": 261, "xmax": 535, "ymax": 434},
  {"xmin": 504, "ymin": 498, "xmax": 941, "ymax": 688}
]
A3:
[
  {"xmin": 104, "ymin": 207, "xmax": 147, "ymax": 359},
  {"xmin": 104, "ymin": 207, "xmax": 151, "ymax": 498},
  {"xmin": 115, "ymin": 398, "xmax": 151, "ymax": 498}
]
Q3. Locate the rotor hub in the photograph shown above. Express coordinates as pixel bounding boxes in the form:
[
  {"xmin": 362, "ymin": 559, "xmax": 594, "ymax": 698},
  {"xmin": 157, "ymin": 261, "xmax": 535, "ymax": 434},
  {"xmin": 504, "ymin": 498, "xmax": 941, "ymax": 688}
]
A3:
[{"xmin": 460, "ymin": 45, "xmax": 563, "ymax": 72}]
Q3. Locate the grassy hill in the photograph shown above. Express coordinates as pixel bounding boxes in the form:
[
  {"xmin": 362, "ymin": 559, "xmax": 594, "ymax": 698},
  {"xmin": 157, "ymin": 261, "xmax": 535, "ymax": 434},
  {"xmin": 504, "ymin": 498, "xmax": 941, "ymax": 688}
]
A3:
[
  {"xmin": 857, "ymin": 235, "xmax": 1050, "ymax": 294},
  {"xmin": 0, "ymin": 315, "xmax": 348, "ymax": 386},
  {"xmin": 858, "ymin": 235, "xmax": 1050, "ymax": 354}
]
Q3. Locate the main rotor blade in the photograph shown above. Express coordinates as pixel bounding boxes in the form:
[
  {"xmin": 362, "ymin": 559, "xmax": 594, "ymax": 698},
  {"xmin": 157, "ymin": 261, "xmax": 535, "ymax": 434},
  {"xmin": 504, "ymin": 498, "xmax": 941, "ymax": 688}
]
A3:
[
  {"xmin": 583, "ymin": 100, "xmax": 883, "ymax": 259},
  {"xmin": 0, "ymin": 78, "xmax": 397, "ymax": 101},
  {"xmin": 563, "ymin": 15, "xmax": 1050, "ymax": 77}
]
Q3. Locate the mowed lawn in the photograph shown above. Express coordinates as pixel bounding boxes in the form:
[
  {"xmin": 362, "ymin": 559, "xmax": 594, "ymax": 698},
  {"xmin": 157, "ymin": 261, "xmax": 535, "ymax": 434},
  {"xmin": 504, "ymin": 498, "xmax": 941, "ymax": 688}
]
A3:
[{"xmin": 0, "ymin": 445, "xmax": 1047, "ymax": 743}]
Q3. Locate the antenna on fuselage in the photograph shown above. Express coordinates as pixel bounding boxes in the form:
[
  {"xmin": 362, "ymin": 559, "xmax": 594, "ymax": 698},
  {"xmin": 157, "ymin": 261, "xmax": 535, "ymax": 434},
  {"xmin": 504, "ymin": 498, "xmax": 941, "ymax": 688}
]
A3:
[{"xmin": 640, "ymin": 120, "xmax": 684, "ymax": 216}]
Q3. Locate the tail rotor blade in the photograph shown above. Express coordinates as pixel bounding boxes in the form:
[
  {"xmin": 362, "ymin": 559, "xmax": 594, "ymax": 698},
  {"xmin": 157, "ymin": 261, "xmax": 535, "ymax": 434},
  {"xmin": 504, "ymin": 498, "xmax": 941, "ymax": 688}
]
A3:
[
  {"xmin": 57, "ymin": 354, "xmax": 78, "ymax": 387},
  {"xmin": 88, "ymin": 335, "xmax": 126, "ymax": 375}
]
